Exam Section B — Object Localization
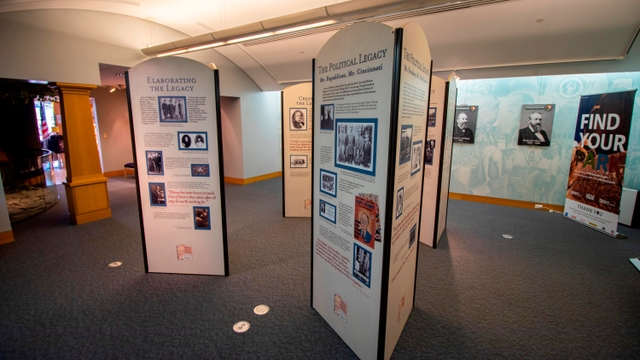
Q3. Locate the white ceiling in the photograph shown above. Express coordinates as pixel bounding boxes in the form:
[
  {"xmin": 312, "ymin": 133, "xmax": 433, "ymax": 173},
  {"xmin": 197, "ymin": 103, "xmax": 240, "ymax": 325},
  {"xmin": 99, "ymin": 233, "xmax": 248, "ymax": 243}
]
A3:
[{"xmin": 1, "ymin": 0, "xmax": 638, "ymax": 90}]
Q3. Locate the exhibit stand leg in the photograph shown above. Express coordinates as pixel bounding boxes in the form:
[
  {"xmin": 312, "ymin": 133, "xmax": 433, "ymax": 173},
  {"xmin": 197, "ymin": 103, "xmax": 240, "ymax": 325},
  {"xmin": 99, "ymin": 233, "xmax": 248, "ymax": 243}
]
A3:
[{"xmin": 55, "ymin": 83, "xmax": 112, "ymax": 225}]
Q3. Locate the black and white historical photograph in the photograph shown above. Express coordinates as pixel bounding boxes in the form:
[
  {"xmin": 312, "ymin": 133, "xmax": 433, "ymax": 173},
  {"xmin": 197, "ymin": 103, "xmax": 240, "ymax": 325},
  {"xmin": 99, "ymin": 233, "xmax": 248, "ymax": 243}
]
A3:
[
  {"xmin": 158, "ymin": 96, "xmax": 188, "ymax": 122},
  {"xmin": 409, "ymin": 223, "xmax": 417, "ymax": 248},
  {"xmin": 146, "ymin": 150, "xmax": 163, "ymax": 175},
  {"xmin": 290, "ymin": 154, "xmax": 308, "ymax": 168},
  {"xmin": 353, "ymin": 243, "xmax": 371, "ymax": 288},
  {"xmin": 428, "ymin": 107, "xmax": 437, "ymax": 127},
  {"xmin": 178, "ymin": 131, "xmax": 208, "ymax": 150},
  {"xmin": 320, "ymin": 169, "xmax": 337, "ymax": 197},
  {"xmin": 335, "ymin": 119, "xmax": 377, "ymax": 176},
  {"xmin": 320, "ymin": 104, "xmax": 334, "ymax": 131},
  {"xmin": 425, "ymin": 139, "xmax": 436, "ymax": 166},
  {"xmin": 289, "ymin": 108, "xmax": 307, "ymax": 131},
  {"xmin": 149, "ymin": 182, "xmax": 166, "ymax": 206},
  {"xmin": 319, "ymin": 199, "xmax": 336, "ymax": 224},
  {"xmin": 191, "ymin": 163, "xmax": 210, "ymax": 177},
  {"xmin": 193, "ymin": 206, "xmax": 211, "ymax": 230},
  {"xmin": 411, "ymin": 140, "xmax": 422, "ymax": 176},
  {"xmin": 399, "ymin": 124, "xmax": 413, "ymax": 165},
  {"xmin": 517, "ymin": 104, "xmax": 555, "ymax": 146},
  {"xmin": 396, "ymin": 186, "xmax": 404, "ymax": 219},
  {"xmin": 453, "ymin": 105, "xmax": 478, "ymax": 143}
]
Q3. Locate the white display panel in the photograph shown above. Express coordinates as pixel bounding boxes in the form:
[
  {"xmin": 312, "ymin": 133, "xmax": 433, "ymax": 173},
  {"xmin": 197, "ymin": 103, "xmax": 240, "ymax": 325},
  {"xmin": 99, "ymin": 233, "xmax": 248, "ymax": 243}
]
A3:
[
  {"xmin": 436, "ymin": 76, "xmax": 457, "ymax": 243},
  {"xmin": 312, "ymin": 22, "xmax": 394, "ymax": 360},
  {"xmin": 418, "ymin": 76, "xmax": 445, "ymax": 247},
  {"xmin": 384, "ymin": 22, "xmax": 431, "ymax": 359},
  {"xmin": 127, "ymin": 57, "xmax": 228, "ymax": 275},
  {"xmin": 282, "ymin": 83, "xmax": 313, "ymax": 217}
]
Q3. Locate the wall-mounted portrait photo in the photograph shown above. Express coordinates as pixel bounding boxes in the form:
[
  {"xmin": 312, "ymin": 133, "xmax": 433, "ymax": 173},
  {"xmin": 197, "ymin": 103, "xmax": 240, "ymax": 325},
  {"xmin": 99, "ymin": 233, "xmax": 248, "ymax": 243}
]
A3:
[
  {"xmin": 453, "ymin": 105, "xmax": 478, "ymax": 143},
  {"xmin": 178, "ymin": 131, "xmax": 208, "ymax": 151},
  {"xmin": 158, "ymin": 96, "xmax": 188, "ymax": 123},
  {"xmin": 290, "ymin": 108, "xmax": 308, "ymax": 131},
  {"xmin": 517, "ymin": 104, "xmax": 555, "ymax": 146}
]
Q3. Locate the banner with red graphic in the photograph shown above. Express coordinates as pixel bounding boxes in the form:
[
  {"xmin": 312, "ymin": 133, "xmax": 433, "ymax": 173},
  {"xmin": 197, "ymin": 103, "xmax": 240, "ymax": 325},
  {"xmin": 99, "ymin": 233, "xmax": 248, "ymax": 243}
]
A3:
[{"xmin": 564, "ymin": 90, "xmax": 636, "ymax": 235}]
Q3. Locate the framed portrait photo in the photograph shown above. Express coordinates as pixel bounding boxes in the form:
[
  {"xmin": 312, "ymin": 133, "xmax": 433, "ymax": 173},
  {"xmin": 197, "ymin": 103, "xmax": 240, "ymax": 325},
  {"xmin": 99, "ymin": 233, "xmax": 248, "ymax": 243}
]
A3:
[
  {"xmin": 178, "ymin": 131, "xmax": 208, "ymax": 151},
  {"xmin": 320, "ymin": 104, "xmax": 335, "ymax": 131},
  {"xmin": 410, "ymin": 140, "xmax": 422, "ymax": 176},
  {"xmin": 334, "ymin": 118, "xmax": 377, "ymax": 177},
  {"xmin": 193, "ymin": 206, "xmax": 211, "ymax": 230},
  {"xmin": 149, "ymin": 182, "xmax": 166, "ymax": 207},
  {"xmin": 158, "ymin": 96, "xmax": 188, "ymax": 123},
  {"xmin": 289, "ymin": 108, "xmax": 308, "ymax": 131},
  {"xmin": 145, "ymin": 150, "xmax": 164, "ymax": 176},
  {"xmin": 319, "ymin": 169, "xmax": 337, "ymax": 198},
  {"xmin": 399, "ymin": 124, "xmax": 413, "ymax": 165}
]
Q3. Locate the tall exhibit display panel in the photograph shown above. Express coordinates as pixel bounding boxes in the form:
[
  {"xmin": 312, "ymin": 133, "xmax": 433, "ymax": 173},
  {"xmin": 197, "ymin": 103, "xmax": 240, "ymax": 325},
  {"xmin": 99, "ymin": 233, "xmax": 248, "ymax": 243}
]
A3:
[
  {"xmin": 563, "ymin": 90, "xmax": 636, "ymax": 236},
  {"xmin": 312, "ymin": 22, "xmax": 431, "ymax": 360},
  {"xmin": 126, "ymin": 57, "xmax": 229, "ymax": 275},
  {"xmin": 436, "ymin": 76, "xmax": 457, "ymax": 243},
  {"xmin": 418, "ymin": 76, "xmax": 443, "ymax": 247},
  {"xmin": 282, "ymin": 83, "xmax": 313, "ymax": 217}
]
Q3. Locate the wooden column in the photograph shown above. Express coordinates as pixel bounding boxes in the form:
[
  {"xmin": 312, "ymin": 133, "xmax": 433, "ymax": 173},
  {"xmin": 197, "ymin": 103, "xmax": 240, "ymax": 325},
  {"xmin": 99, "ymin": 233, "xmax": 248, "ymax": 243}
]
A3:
[{"xmin": 55, "ymin": 82, "xmax": 112, "ymax": 225}]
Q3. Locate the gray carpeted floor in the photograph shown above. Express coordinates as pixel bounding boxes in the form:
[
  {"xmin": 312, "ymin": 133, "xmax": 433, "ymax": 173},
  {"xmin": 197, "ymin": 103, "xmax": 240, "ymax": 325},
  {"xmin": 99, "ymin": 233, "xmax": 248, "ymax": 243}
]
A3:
[{"xmin": 1, "ymin": 176, "xmax": 639, "ymax": 359}]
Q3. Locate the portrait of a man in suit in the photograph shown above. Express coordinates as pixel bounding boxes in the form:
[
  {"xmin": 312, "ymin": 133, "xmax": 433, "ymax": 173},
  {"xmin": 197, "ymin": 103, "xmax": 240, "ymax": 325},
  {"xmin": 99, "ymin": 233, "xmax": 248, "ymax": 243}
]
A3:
[{"xmin": 518, "ymin": 111, "xmax": 550, "ymax": 146}]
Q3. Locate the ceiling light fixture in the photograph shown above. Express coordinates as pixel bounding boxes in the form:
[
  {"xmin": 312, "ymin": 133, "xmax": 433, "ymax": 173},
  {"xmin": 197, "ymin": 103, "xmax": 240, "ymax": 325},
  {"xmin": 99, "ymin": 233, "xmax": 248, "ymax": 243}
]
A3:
[
  {"xmin": 188, "ymin": 42, "xmax": 225, "ymax": 52},
  {"xmin": 227, "ymin": 32, "xmax": 275, "ymax": 44},
  {"xmin": 158, "ymin": 49, "xmax": 188, "ymax": 57},
  {"xmin": 145, "ymin": 0, "xmax": 512, "ymax": 57},
  {"xmin": 274, "ymin": 20, "xmax": 336, "ymax": 34},
  {"xmin": 109, "ymin": 87, "xmax": 117, "ymax": 93}
]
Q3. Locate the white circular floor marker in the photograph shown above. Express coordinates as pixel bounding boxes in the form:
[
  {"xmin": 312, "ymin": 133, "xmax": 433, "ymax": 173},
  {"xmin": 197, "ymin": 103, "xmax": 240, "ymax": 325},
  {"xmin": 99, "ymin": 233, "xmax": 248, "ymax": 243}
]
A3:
[
  {"xmin": 233, "ymin": 321, "xmax": 250, "ymax": 333},
  {"xmin": 254, "ymin": 305, "xmax": 269, "ymax": 315},
  {"xmin": 108, "ymin": 262, "xmax": 122, "ymax": 267},
  {"xmin": 502, "ymin": 234, "xmax": 513, "ymax": 239}
]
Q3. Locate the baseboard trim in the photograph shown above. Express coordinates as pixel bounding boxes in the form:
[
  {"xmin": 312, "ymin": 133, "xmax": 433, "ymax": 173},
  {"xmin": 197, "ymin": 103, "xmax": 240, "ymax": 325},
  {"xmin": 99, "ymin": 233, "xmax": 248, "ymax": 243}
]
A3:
[
  {"xmin": 449, "ymin": 192, "xmax": 564, "ymax": 212},
  {"xmin": 224, "ymin": 171, "xmax": 282, "ymax": 185},
  {"xmin": 0, "ymin": 230, "xmax": 14, "ymax": 245}
]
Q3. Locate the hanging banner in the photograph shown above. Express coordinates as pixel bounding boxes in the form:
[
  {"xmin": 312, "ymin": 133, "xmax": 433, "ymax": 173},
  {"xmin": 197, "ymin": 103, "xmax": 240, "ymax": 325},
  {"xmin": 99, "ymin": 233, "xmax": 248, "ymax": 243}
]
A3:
[
  {"xmin": 127, "ymin": 57, "xmax": 228, "ymax": 275},
  {"xmin": 564, "ymin": 90, "xmax": 636, "ymax": 236},
  {"xmin": 282, "ymin": 83, "xmax": 313, "ymax": 217}
]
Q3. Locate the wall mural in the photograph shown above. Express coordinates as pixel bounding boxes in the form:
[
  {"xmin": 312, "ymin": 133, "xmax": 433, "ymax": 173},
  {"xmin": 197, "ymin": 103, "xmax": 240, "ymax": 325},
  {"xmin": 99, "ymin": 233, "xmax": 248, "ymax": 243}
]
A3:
[{"xmin": 452, "ymin": 72, "xmax": 640, "ymax": 205}]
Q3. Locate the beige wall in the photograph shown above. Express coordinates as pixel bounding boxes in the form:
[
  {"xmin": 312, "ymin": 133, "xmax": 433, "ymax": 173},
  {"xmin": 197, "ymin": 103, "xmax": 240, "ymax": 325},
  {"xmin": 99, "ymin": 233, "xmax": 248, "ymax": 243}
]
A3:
[{"xmin": 91, "ymin": 87, "xmax": 133, "ymax": 173}]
